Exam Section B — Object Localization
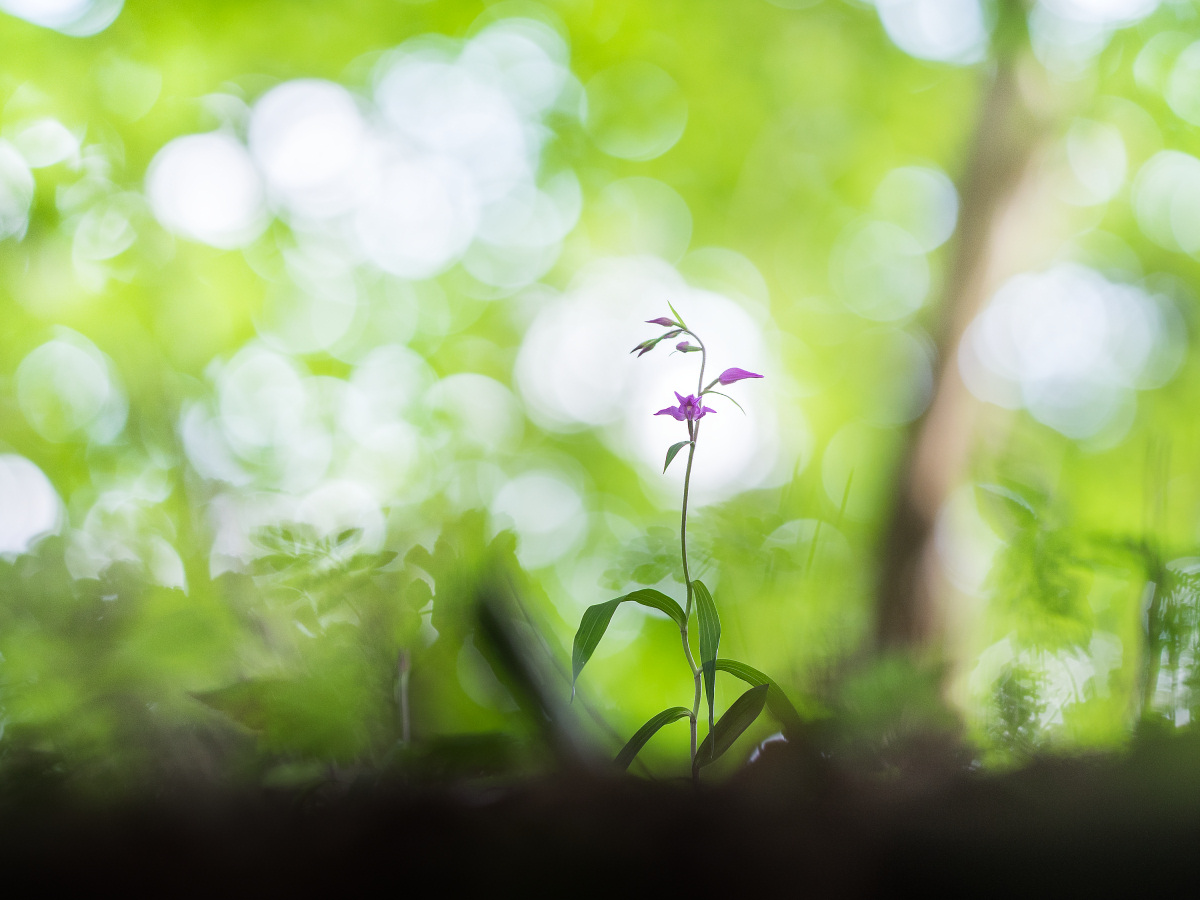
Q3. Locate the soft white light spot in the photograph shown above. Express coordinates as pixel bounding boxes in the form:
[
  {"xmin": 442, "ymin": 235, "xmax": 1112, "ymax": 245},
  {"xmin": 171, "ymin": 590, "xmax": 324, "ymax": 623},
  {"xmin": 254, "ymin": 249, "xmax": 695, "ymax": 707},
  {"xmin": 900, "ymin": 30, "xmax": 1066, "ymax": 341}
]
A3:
[
  {"xmin": 10, "ymin": 118, "xmax": 79, "ymax": 168},
  {"xmin": 585, "ymin": 61, "xmax": 687, "ymax": 162},
  {"xmin": 491, "ymin": 471, "xmax": 585, "ymax": 568},
  {"xmin": 1134, "ymin": 31, "xmax": 1191, "ymax": 94},
  {"xmin": 146, "ymin": 132, "xmax": 267, "ymax": 249},
  {"xmin": 465, "ymin": 169, "xmax": 581, "ymax": 288},
  {"xmin": 376, "ymin": 54, "xmax": 532, "ymax": 201},
  {"xmin": 1028, "ymin": 3, "xmax": 1113, "ymax": 76},
  {"xmin": 0, "ymin": 455, "xmax": 61, "ymax": 555},
  {"xmin": 354, "ymin": 153, "xmax": 480, "ymax": 279},
  {"xmin": 344, "ymin": 345, "xmax": 434, "ymax": 442},
  {"xmin": 872, "ymin": 0, "xmax": 989, "ymax": 65},
  {"xmin": 872, "ymin": 166, "xmax": 959, "ymax": 252},
  {"xmin": 0, "ymin": 0, "xmax": 122, "ymax": 35},
  {"xmin": 0, "ymin": 140, "xmax": 33, "ymax": 240},
  {"xmin": 1166, "ymin": 42, "xmax": 1200, "ymax": 127},
  {"xmin": 461, "ymin": 18, "xmax": 570, "ymax": 115},
  {"xmin": 1040, "ymin": 0, "xmax": 1158, "ymax": 25},
  {"xmin": 294, "ymin": 479, "xmax": 386, "ymax": 553},
  {"xmin": 17, "ymin": 331, "xmax": 127, "ymax": 443},
  {"xmin": 65, "ymin": 489, "xmax": 185, "ymax": 588},
  {"xmin": 425, "ymin": 373, "xmax": 523, "ymax": 453},
  {"xmin": 1133, "ymin": 150, "xmax": 1200, "ymax": 254},
  {"xmin": 959, "ymin": 264, "xmax": 1184, "ymax": 440},
  {"xmin": 249, "ymin": 79, "xmax": 368, "ymax": 220},
  {"xmin": 72, "ymin": 196, "xmax": 137, "ymax": 262},
  {"xmin": 211, "ymin": 346, "xmax": 332, "ymax": 492}
]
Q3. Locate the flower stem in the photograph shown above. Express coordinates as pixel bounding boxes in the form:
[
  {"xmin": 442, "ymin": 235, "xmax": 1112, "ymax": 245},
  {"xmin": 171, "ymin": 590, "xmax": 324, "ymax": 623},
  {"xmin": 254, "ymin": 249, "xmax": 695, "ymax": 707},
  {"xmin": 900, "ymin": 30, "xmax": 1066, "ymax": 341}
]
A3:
[{"xmin": 678, "ymin": 330, "xmax": 707, "ymax": 766}]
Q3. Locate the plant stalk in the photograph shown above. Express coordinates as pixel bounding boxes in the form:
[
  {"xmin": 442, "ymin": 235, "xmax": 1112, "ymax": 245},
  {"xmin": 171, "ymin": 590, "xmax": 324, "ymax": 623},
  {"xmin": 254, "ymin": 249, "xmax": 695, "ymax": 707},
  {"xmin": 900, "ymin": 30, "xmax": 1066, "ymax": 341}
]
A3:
[{"xmin": 678, "ymin": 331, "xmax": 707, "ymax": 765}]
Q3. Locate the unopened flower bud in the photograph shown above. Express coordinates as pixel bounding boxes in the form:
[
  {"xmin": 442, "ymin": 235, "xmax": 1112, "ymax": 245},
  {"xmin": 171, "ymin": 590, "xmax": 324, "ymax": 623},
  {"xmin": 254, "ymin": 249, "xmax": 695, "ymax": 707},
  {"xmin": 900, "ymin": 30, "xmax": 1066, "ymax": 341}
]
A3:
[
  {"xmin": 645, "ymin": 316, "xmax": 678, "ymax": 328},
  {"xmin": 718, "ymin": 367, "xmax": 764, "ymax": 385}
]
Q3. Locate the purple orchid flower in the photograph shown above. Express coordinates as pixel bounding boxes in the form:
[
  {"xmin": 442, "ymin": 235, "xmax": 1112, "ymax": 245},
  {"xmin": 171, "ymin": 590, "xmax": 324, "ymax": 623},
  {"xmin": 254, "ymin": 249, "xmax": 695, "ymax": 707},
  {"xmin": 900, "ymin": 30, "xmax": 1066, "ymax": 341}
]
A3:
[
  {"xmin": 717, "ymin": 367, "xmax": 763, "ymax": 385},
  {"xmin": 655, "ymin": 392, "xmax": 716, "ymax": 422}
]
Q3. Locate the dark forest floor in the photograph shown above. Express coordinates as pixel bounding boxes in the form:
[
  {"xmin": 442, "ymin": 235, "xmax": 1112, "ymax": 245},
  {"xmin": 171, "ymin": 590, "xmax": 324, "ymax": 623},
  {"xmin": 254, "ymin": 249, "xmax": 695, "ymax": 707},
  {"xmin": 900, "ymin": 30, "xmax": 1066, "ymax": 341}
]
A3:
[{"xmin": 3, "ymin": 727, "xmax": 1199, "ymax": 896}]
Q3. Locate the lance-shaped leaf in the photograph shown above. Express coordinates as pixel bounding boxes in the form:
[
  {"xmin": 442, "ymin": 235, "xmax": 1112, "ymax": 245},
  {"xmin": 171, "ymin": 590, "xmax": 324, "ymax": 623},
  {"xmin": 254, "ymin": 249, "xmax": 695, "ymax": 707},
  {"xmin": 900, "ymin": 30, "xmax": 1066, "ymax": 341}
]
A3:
[
  {"xmin": 615, "ymin": 706, "xmax": 692, "ymax": 771},
  {"xmin": 571, "ymin": 589, "xmax": 687, "ymax": 695},
  {"xmin": 692, "ymin": 579, "xmax": 721, "ymax": 733},
  {"xmin": 715, "ymin": 658, "xmax": 804, "ymax": 738},
  {"xmin": 663, "ymin": 440, "xmax": 692, "ymax": 473},
  {"xmin": 666, "ymin": 298, "xmax": 688, "ymax": 330},
  {"xmin": 694, "ymin": 683, "xmax": 769, "ymax": 772}
]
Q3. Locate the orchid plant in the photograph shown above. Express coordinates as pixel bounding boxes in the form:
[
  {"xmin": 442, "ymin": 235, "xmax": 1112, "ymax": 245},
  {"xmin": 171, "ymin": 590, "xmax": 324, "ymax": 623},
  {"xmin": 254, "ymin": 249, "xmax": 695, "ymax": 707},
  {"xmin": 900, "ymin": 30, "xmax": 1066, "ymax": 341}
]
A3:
[{"xmin": 571, "ymin": 305, "xmax": 804, "ymax": 779}]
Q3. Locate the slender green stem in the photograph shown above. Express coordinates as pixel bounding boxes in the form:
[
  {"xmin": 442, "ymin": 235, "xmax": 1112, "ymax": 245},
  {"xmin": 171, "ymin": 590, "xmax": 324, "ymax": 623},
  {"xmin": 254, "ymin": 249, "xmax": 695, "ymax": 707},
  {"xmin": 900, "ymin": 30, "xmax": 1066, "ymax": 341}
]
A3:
[{"xmin": 676, "ymin": 330, "xmax": 707, "ymax": 765}]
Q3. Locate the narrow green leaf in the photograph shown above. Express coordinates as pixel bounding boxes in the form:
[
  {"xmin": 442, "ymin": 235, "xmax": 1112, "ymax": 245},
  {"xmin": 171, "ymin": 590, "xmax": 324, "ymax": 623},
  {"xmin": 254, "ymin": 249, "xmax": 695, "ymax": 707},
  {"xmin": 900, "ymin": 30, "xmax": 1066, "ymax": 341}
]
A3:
[
  {"xmin": 571, "ymin": 599, "xmax": 621, "ymax": 696},
  {"xmin": 621, "ymin": 588, "xmax": 687, "ymax": 628},
  {"xmin": 570, "ymin": 589, "xmax": 687, "ymax": 696},
  {"xmin": 701, "ymin": 390, "xmax": 745, "ymax": 415},
  {"xmin": 666, "ymin": 299, "xmax": 687, "ymax": 330},
  {"xmin": 692, "ymin": 579, "xmax": 721, "ymax": 733},
  {"xmin": 694, "ymin": 684, "xmax": 769, "ymax": 772},
  {"xmin": 715, "ymin": 659, "xmax": 804, "ymax": 737},
  {"xmin": 614, "ymin": 707, "xmax": 692, "ymax": 771},
  {"xmin": 663, "ymin": 440, "xmax": 692, "ymax": 473}
]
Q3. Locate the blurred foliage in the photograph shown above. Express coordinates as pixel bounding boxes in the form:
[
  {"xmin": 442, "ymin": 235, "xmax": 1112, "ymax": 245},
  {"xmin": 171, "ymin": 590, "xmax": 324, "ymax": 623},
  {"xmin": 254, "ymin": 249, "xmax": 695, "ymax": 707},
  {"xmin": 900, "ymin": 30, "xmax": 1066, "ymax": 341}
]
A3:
[{"xmin": 6, "ymin": 0, "xmax": 1200, "ymax": 792}]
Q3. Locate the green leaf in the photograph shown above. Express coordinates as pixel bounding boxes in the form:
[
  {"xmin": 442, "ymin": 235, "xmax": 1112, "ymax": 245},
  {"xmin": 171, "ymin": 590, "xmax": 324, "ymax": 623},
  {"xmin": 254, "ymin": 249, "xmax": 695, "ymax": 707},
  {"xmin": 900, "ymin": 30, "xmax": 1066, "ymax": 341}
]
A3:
[
  {"xmin": 692, "ymin": 579, "xmax": 721, "ymax": 733},
  {"xmin": 614, "ymin": 706, "xmax": 692, "ymax": 770},
  {"xmin": 622, "ymin": 588, "xmax": 687, "ymax": 627},
  {"xmin": 715, "ymin": 658, "xmax": 804, "ymax": 737},
  {"xmin": 663, "ymin": 440, "xmax": 692, "ymax": 473},
  {"xmin": 701, "ymin": 389, "xmax": 745, "ymax": 415},
  {"xmin": 694, "ymin": 683, "xmax": 769, "ymax": 772},
  {"xmin": 666, "ymin": 299, "xmax": 687, "ymax": 330},
  {"xmin": 571, "ymin": 589, "xmax": 687, "ymax": 695}
]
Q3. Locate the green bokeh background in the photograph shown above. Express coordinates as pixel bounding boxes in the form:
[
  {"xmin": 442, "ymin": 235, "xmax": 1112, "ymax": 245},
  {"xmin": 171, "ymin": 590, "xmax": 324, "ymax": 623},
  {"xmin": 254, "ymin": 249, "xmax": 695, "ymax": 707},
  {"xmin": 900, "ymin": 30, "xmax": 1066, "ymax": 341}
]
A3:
[{"xmin": 1, "ymin": 0, "xmax": 1199, "ymax": 791}]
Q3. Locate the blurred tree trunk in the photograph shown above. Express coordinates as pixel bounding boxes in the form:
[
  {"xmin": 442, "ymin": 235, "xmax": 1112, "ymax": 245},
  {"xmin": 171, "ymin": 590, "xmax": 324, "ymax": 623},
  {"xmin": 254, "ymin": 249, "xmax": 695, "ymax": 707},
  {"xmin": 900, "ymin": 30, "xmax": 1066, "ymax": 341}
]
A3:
[{"xmin": 875, "ymin": 10, "xmax": 1046, "ymax": 650}]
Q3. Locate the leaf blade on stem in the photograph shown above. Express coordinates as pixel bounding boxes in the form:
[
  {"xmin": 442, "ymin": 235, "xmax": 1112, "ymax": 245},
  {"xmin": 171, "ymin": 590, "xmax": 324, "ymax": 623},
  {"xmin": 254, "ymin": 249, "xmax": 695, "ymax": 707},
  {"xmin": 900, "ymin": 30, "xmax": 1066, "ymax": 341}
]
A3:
[
  {"xmin": 570, "ymin": 589, "xmax": 688, "ymax": 695},
  {"xmin": 693, "ymin": 683, "xmax": 769, "ymax": 772},
  {"xmin": 692, "ymin": 579, "xmax": 721, "ymax": 733},
  {"xmin": 615, "ymin": 706, "xmax": 692, "ymax": 770},
  {"xmin": 663, "ymin": 440, "xmax": 692, "ymax": 473},
  {"xmin": 715, "ymin": 658, "xmax": 804, "ymax": 738}
]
